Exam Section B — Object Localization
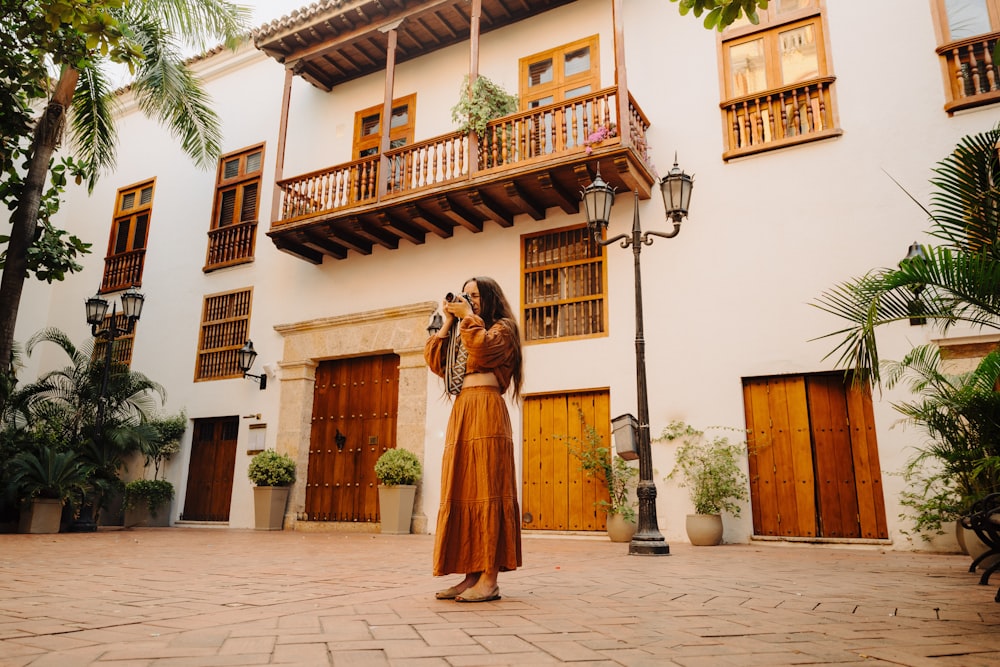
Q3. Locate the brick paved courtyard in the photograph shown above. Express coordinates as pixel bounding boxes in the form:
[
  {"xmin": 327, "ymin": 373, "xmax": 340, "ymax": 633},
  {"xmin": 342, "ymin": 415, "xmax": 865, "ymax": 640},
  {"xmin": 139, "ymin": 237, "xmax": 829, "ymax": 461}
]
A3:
[{"xmin": 1, "ymin": 529, "xmax": 998, "ymax": 666}]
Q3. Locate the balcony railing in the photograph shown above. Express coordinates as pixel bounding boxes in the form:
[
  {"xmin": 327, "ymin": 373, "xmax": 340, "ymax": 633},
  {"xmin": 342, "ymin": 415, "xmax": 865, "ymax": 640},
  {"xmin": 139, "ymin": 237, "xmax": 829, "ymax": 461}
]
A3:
[
  {"xmin": 938, "ymin": 31, "xmax": 1000, "ymax": 114},
  {"xmin": 274, "ymin": 87, "xmax": 651, "ymax": 225},
  {"xmin": 204, "ymin": 220, "xmax": 258, "ymax": 271},
  {"xmin": 101, "ymin": 249, "xmax": 145, "ymax": 293},
  {"xmin": 721, "ymin": 76, "xmax": 841, "ymax": 160}
]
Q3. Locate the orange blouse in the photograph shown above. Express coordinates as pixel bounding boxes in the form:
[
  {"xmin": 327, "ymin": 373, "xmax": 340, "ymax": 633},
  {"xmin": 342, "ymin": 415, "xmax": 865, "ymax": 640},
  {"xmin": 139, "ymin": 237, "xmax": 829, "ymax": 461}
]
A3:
[{"xmin": 424, "ymin": 315, "xmax": 518, "ymax": 393}]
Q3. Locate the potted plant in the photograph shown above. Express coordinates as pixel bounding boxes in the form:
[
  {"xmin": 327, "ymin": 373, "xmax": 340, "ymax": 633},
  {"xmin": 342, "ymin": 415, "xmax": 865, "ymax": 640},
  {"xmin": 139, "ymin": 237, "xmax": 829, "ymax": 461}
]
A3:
[
  {"xmin": 660, "ymin": 421, "xmax": 749, "ymax": 546},
  {"xmin": 9, "ymin": 446, "xmax": 92, "ymax": 534},
  {"xmin": 566, "ymin": 415, "xmax": 638, "ymax": 542},
  {"xmin": 122, "ymin": 412, "xmax": 185, "ymax": 527},
  {"xmin": 451, "ymin": 74, "xmax": 518, "ymax": 169},
  {"xmin": 248, "ymin": 449, "xmax": 296, "ymax": 530},
  {"xmin": 374, "ymin": 448, "xmax": 422, "ymax": 534}
]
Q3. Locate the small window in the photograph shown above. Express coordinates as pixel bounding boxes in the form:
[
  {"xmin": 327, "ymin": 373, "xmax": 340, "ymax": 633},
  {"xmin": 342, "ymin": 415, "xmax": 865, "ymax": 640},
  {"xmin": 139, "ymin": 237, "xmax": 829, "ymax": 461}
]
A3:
[
  {"xmin": 931, "ymin": 0, "xmax": 1000, "ymax": 113},
  {"xmin": 519, "ymin": 36, "xmax": 600, "ymax": 110},
  {"xmin": 93, "ymin": 311, "xmax": 135, "ymax": 368},
  {"xmin": 204, "ymin": 144, "xmax": 263, "ymax": 272},
  {"xmin": 522, "ymin": 225, "xmax": 606, "ymax": 343},
  {"xmin": 102, "ymin": 179, "xmax": 155, "ymax": 293},
  {"xmin": 195, "ymin": 288, "xmax": 252, "ymax": 381},
  {"xmin": 719, "ymin": 1, "xmax": 840, "ymax": 160},
  {"xmin": 352, "ymin": 94, "xmax": 416, "ymax": 159}
]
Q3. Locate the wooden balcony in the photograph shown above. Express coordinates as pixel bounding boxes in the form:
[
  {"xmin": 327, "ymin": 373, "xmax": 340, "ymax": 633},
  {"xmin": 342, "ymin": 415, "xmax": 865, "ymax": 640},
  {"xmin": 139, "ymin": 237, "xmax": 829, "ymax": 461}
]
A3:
[
  {"xmin": 938, "ymin": 31, "xmax": 1000, "ymax": 115},
  {"xmin": 721, "ymin": 76, "xmax": 842, "ymax": 161},
  {"xmin": 269, "ymin": 88, "xmax": 658, "ymax": 263},
  {"xmin": 101, "ymin": 249, "xmax": 145, "ymax": 293},
  {"xmin": 204, "ymin": 221, "xmax": 258, "ymax": 272}
]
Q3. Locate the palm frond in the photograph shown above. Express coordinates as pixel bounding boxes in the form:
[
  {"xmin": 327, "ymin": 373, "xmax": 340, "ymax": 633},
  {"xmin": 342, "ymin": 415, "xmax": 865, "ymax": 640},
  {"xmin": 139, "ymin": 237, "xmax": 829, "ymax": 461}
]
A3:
[
  {"xmin": 135, "ymin": 0, "xmax": 252, "ymax": 51},
  {"xmin": 70, "ymin": 63, "xmax": 118, "ymax": 192}
]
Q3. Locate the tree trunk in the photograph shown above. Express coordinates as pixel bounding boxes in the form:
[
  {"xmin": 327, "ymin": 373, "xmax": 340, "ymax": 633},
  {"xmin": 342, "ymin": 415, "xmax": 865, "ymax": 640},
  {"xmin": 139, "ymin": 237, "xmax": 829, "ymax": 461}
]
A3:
[{"xmin": 0, "ymin": 66, "xmax": 79, "ymax": 373}]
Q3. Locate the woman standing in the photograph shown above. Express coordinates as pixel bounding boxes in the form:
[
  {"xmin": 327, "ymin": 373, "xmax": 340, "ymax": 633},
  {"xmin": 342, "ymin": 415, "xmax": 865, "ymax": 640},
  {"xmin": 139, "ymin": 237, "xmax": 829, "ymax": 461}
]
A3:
[{"xmin": 424, "ymin": 276, "xmax": 524, "ymax": 602}]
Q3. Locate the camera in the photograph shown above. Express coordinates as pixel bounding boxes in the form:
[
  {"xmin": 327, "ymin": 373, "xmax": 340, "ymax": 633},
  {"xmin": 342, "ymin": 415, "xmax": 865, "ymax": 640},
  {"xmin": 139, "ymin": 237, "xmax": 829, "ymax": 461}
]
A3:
[{"xmin": 445, "ymin": 292, "xmax": 473, "ymax": 306}]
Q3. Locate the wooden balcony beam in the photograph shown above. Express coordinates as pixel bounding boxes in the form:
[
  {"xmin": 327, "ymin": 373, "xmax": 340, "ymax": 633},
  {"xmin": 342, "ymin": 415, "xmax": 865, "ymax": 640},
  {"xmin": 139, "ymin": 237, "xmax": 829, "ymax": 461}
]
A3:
[
  {"xmin": 303, "ymin": 230, "xmax": 348, "ymax": 259},
  {"xmin": 376, "ymin": 212, "xmax": 426, "ymax": 245},
  {"xmin": 467, "ymin": 189, "xmax": 513, "ymax": 228},
  {"xmin": 330, "ymin": 227, "xmax": 373, "ymax": 255},
  {"xmin": 540, "ymin": 170, "xmax": 580, "ymax": 215},
  {"xmin": 436, "ymin": 195, "xmax": 483, "ymax": 233},
  {"xmin": 350, "ymin": 218, "xmax": 400, "ymax": 250},
  {"xmin": 612, "ymin": 155, "xmax": 643, "ymax": 196},
  {"xmin": 503, "ymin": 181, "xmax": 544, "ymax": 221},
  {"xmin": 272, "ymin": 236, "xmax": 323, "ymax": 264},
  {"xmin": 405, "ymin": 204, "xmax": 453, "ymax": 238}
]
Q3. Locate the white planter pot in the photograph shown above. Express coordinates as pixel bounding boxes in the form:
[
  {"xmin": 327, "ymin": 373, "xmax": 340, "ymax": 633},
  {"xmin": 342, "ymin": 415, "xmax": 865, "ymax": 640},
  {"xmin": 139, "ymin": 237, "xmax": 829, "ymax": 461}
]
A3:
[
  {"xmin": 685, "ymin": 513, "xmax": 724, "ymax": 546},
  {"xmin": 606, "ymin": 513, "xmax": 637, "ymax": 542},
  {"xmin": 253, "ymin": 486, "xmax": 291, "ymax": 530},
  {"xmin": 19, "ymin": 498, "xmax": 63, "ymax": 534}
]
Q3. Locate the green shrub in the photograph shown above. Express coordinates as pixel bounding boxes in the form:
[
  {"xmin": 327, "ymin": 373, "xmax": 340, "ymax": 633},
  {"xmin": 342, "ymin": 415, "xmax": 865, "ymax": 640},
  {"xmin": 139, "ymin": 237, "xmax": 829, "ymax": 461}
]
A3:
[
  {"xmin": 374, "ymin": 448, "xmax": 422, "ymax": 486},
  {"xmin": 247, "ymin": 450, "xmax": 296, "ymax": 487},
  {"xmin": 660, "ymin": 421, "xmax": 749, "ymax": 517},
  {"xmin": 124, "ymin": 479, "xmax": 174, "ymax": 516}
]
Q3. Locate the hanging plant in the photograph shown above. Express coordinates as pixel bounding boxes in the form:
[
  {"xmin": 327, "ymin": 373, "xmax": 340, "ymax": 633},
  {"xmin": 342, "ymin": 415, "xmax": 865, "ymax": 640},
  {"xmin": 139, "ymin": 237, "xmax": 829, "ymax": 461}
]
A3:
[{"xmin": 450, "ymin": 75, "xmax": 518, "ymax": 136}]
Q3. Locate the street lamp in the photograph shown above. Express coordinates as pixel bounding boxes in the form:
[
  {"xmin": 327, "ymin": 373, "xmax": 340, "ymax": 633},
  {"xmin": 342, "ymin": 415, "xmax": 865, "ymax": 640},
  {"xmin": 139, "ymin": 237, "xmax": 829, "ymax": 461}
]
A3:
[
  {"xmin": 78, "ymin": 285, "xmax": 145, "ymax": 532},
  {"xmin": 581, "ymin": 158, "xmax": 694, "ymax": 556},
  {"xmin": 236, "ymin": 340, "xmax": 267, "ymax": 390},
  {"xmin": 85, "ymin": 285, "xmax": 145, "ymax": 429},
  {"xmin": 899, "ymin": 241, "xmax": 927, "ymax": 326}
]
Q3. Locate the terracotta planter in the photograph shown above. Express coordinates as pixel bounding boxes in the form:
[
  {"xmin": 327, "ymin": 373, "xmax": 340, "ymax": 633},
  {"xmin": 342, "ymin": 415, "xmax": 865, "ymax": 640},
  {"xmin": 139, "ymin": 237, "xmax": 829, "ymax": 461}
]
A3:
[
  {"xmin": 964, "ymin": 526, "xmax": 1000, "ymax": 570},
  {"xmin": 685, "ymin": 513, "xmax": 724, "ymax": 546},
  {"xmin": 19, "ymin": 498, "xmax": 63, "ymax": 534},
  {"xmin": 606, "ymin": 513, "xmax": 637, "ymax": 543},
  {"xmin": 378, "ymin": 485, "xmax": 416, "ymax": 534},
  {"xmin": 253, "ymin": 486, "xmax": 291, "ymax": 530}
]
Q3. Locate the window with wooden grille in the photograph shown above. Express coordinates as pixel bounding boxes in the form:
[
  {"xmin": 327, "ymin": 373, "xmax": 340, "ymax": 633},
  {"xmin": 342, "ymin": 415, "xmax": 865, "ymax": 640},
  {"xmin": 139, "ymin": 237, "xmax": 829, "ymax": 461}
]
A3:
[
  {"xmin": 719, "ymin": 0, "xmax": 841, "ymax": 160},
  {"xmin": 931, "ymin": 0, "xmax": 1000, "ymax": 113},
  {"xmin": 195, "ymin": 288, "xmax": 252, "ymax": 381},
  {"xmin": 522, "ymin": 225, "xmax": 606, "ymax": 343},
  {"xmin": 205, "ymin": 144, "xmax": 263, "ymax": 272},
  {"xmin": 102, "ymin": 180, "xmax": 154, "ymax": 292},
  {"xmin": 93, "ymin": 312, "xmax": 135, "ymax": 368}
]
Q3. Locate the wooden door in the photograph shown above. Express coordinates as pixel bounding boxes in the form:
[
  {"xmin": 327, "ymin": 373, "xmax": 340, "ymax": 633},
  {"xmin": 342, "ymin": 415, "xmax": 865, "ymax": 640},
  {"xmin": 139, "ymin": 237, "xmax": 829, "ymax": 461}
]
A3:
[
  {"xmin": 522, "ymin": 390, "xmax": 610, "ymax": 531},
  {"xmin": 182, "ymin": 416, "xmax": 238, "ymax": 521},
  {"xmin": 305, "ymin": 354, "xmax": 399, "ymax": 522},
  {"xmin": 743, "ymin": 372, "xmax": 888, "ymax": 539}
]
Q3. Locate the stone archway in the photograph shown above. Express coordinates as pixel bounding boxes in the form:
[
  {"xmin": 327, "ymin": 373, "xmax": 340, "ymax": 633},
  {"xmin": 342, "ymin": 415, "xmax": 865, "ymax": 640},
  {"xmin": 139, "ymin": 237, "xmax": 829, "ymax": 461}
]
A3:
[{"xmin": 274, "ymin": 302, "xmax": 435, "ymax": 533}]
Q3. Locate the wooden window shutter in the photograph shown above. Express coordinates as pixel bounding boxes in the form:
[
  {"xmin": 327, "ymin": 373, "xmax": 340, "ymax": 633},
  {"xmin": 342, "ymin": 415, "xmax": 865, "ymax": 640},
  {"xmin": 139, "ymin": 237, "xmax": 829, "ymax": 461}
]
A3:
[
  {"xmin": 218, "ymin": 189, "xmax": 237, "ymax": 227},
  {"xmin": 239, "ymin": 183, "xmax": 258, "ymax": 222}
]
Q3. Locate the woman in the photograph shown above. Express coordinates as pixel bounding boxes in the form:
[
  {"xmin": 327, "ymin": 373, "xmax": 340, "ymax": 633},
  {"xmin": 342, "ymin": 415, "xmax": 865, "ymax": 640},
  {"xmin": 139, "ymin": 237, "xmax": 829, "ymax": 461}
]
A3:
[{"xmin": 424, "ymin": 276, "xmax": 524, "ymax": 602}]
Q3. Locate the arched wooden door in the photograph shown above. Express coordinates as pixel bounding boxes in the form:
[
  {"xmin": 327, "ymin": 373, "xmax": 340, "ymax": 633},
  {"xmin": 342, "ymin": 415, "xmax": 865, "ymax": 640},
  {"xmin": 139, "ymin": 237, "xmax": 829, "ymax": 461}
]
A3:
[
  {"xmin": 521, "ymin": 389, "xmax": 610, "ymax": 531},
  {"xmin": 305, "ymin": 354, "xmax": 400, "ymax": 522}
]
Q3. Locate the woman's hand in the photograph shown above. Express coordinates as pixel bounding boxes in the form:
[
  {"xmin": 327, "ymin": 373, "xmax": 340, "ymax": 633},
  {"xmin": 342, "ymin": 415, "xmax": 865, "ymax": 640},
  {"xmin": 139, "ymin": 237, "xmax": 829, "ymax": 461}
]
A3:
[{"xmin": 444, "ymin": 297, "xmax": 473, "ymax": 320}]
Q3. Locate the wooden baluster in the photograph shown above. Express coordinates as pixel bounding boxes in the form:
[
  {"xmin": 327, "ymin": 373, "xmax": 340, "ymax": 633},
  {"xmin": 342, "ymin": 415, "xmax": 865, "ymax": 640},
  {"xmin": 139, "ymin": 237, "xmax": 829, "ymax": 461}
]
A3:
[
  {"xmin": 951, "ymin": 47, "xmax": 966, "ymax": 98},
  {"xmin": 752, "ymin": 97, "xmax": 764, "ymax": 145},
  {"xmin": 984, "ymin": 39, "xmax": 997, "ymax": 91},
  {"xmin": 816, "ymin": 84, "xmax": 828, "ymax": 131},
  {"xmin": 969, "ymin": 44, "xmax": 983, "ymax": 94},
  {"xmin": 729, "ymin": 105, "xmax": 741, "ymax": 149},
  {"xmin": 740, "ymin": 101, "xmax": 752, "ymax": 147}
]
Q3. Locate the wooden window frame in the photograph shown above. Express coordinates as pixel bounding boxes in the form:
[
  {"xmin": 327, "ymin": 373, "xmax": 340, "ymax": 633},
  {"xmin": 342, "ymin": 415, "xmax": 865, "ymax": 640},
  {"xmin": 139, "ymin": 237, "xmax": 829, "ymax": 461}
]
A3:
[
  {"xmin": 929, "ymin": 0, "xmax": 1000, "ymax": 114},
  {"xmin": 204, "ymin": 144, "xmax": 264, "ymax": 272},
  {"xmin": 352, "ymin": 93, "xmax": 416, "ymax": 159},
  {"xmin": 93, "ymin": 312, "xmax": 136, "ymax": 368},
  {"xmin": 194, "ymin": 287, "xmax": 253, "ymax": 382},
  {"xmin": 521, "ymin": 224, "xmax": 608, "ymax": 344},
  {"xmin": 717, "ymin": 0, "xmax": 841, "ymax": 160},
  {"xmin": 519, "ymin": 35, "xmax": 601, "ymax": 110},
  {"xmin": 102, "ymin": 179, "xmax": 155, "ymax": 293}
]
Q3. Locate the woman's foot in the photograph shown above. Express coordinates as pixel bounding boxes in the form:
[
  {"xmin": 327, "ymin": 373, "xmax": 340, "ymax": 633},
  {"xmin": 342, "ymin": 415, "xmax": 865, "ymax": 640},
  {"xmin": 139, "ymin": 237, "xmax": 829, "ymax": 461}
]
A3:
[
  {"xmin": 435, "ymin": 573, "xmax": 479, "ymax": 599},
  {"xmin": 455, "ymin": 584, "xmax": 501, "ymax": 603}
]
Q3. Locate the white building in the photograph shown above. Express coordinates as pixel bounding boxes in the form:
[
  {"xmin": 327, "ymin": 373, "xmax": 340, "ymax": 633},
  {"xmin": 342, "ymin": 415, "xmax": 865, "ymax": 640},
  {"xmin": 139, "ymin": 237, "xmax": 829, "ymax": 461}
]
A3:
[{"xmin": 14, "ymin": 0, "xmax": 1000, "ymax": 549}]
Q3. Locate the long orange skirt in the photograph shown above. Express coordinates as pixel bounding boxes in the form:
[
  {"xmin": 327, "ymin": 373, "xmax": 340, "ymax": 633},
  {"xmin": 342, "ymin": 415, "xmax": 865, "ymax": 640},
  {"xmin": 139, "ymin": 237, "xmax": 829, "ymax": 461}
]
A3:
[{"xmin": 433, "ymin": 386, "xmax": 522, "ymax": 576}]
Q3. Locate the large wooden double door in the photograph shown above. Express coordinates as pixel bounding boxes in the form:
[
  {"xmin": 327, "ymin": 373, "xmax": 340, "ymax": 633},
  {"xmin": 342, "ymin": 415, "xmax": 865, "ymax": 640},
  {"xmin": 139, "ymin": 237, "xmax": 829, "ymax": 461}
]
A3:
[
  {"xmin": 521, "ymin": 389, "xmax": 611, "ymax": 531},
  {"xmin": 305, "ymin": 354, "xmax": 400, "ymax": 522},
  {"xmin": 743, "ymin": 373, "xmax": 888, "ymax": 539}
]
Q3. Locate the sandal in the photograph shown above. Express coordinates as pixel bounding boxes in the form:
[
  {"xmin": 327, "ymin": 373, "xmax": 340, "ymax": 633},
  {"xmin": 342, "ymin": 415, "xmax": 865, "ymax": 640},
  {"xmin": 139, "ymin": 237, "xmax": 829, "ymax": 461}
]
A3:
[
  {"xmin": 455, "ymin": 586, "xmax": 501, "ymax": 603},
  {"xmin": 435, "ymin": 585, "xmax": 463, "ymax": 600}
]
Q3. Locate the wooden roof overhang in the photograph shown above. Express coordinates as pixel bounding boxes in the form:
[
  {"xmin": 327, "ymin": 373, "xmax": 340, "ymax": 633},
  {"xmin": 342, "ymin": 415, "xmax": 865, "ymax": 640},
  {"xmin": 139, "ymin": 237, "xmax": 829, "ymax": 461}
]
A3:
[
  {"xmin": 266, "ymin": 146, "xmax": 656, "ymax": 264},
  {"xmin": 253, "ymin": 0, "xmax": 580, "ymax": 91}
]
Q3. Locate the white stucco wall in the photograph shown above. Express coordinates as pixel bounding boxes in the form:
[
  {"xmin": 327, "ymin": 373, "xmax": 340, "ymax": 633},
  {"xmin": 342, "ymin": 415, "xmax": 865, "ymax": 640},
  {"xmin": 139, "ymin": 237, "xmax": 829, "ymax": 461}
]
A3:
[{"xmin": 12, "ymin": 0, "xmax": 998, "ymax": 549}]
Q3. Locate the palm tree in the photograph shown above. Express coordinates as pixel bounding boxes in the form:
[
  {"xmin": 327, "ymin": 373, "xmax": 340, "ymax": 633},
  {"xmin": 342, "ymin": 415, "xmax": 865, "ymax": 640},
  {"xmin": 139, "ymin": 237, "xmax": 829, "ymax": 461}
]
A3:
[
  {"xmin": 0, "ymin": 0, "xmax": 251, "ymax": 384},
  {"xmin": 814, "ymin": 124, "xmax": 1000, "ymax": 384}
]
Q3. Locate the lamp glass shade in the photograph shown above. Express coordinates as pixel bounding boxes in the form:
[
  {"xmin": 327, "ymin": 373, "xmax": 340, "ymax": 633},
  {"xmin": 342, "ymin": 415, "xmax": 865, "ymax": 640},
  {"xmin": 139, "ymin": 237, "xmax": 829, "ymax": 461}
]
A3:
[
  {"xmin": 236, "ymin": 340, "xmax": 257, "ymax": 373},
  {"xmin": 426, "ymin": 311, "xmax": 444, "ymax": 335},
  {"xmin": 120, "ymin": 287, "xmax": 145, "ymax": 320},
  {"xmin": 899, "ymin": 241, "xmax": 927, "ymax": 266},
  {"xmin": 611, "ymin": 413, "xmax": 639, "ymax": 461},
  {"xmin": 660, "ymin": 161, "xmax": 694, "ymax": 222},
  {"xmin": 85, "ymin": 295, "xmax": 110, "ymax": 326},
  {"xmin": 582, "ymin": 172, "xmax": 616, "ymax": 231}
]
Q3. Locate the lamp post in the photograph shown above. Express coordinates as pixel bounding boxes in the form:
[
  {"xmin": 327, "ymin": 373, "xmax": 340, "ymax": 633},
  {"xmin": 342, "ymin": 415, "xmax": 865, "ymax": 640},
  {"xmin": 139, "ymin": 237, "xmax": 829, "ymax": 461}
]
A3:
[
  {"xmin": 581, "ymin": 158, "xmax": 694, "ymax": 556},
  {"xmin": 899, "ymin": 241, "xmax": 927, "ymax": 326},
  {"xmin": 85, "ymin": 286, "xmax": 146, "ymax": 430},
  {"xmin": 78, "ymin": 286, "xmax": 145, "ymax": 532},
  {"xmin": 237, "ymin": 340, "xmax": 268, "ymax": 390}
]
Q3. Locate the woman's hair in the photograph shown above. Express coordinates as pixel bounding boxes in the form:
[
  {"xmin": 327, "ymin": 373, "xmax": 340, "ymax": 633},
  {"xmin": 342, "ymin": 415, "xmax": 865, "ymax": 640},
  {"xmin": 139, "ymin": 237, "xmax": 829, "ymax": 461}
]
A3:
[{"xmin": 465, "ymin": 276, "xmax": 524, "ymax": 399}]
